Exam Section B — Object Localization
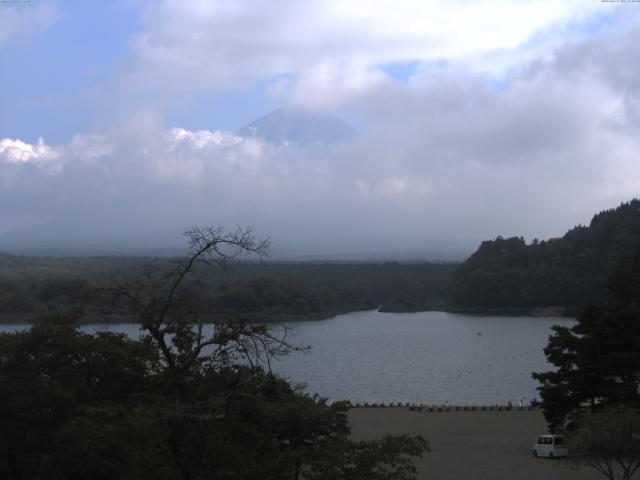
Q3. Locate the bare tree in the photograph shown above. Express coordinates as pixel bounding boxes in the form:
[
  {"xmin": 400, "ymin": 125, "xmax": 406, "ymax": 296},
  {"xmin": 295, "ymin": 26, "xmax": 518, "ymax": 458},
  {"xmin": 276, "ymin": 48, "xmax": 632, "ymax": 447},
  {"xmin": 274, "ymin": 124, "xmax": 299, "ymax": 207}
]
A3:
[{"xmin": 108, "ymin": 225, "xmax": 302, "ymax": 391}]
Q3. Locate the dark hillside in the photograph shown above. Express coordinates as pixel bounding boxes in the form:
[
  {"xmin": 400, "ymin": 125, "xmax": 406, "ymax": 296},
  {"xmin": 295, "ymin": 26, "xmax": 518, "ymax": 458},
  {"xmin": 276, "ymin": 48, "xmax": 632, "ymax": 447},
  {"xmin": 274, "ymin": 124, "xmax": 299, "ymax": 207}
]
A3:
[
  {"xmin": 0, "ymin": 256, "xmax": 456, "ymax": 323},
  {"xmin": 449, "ymin": 199, "xmax": 640, "ymax": 311}
]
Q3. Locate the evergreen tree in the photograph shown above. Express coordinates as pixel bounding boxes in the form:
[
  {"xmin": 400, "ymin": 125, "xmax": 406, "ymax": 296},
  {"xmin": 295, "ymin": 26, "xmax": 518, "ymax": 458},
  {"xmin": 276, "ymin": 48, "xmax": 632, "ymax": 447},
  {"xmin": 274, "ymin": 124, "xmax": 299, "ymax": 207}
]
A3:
[
  {"xmin": 450, "ymin": 199, "xmax": 640, "ymax": 310},
  {"xmin": 533, "ymin": 248, "xmax": 640, "ymax": 431}
]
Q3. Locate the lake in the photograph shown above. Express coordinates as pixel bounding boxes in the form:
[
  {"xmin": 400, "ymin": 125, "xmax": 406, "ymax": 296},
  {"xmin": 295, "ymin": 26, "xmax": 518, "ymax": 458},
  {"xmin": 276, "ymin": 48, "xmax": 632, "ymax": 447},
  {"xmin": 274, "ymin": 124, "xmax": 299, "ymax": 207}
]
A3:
[{"xmin": 0, "ymin": 310, "xmax": 571, "ymax": 405}]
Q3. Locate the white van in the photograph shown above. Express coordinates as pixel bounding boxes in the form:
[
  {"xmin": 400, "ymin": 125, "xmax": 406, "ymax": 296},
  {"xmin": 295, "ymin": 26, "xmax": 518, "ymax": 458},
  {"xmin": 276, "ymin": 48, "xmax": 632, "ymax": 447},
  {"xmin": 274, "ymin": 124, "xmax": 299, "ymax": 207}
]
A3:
[{"xmin": 532, "ymin": 434, "xmax": 568, "ymax": 458}]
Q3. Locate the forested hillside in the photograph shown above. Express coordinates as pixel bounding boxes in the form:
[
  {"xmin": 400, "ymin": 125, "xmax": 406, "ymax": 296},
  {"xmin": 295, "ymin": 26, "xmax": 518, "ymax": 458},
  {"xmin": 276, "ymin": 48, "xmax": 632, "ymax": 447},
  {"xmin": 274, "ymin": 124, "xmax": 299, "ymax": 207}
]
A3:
[
  {"xmin": 0, "ymin": 256, "xmax": 455, "ymax": 323},
  {"xmin": 449, "ymin": 199, "xmax": 640, "ymax": 312}
]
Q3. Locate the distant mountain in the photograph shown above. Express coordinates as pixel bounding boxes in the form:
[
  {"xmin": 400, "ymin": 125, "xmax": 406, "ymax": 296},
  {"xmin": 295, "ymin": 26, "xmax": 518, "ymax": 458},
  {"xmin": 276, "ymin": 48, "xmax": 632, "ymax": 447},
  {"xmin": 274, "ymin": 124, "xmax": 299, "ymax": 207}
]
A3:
[
  {"xmin": 449, "ymin": 199, "xmax": 640, "ymax": 312},
  {"xmin": 236, "ymin": 107, "xmax": 356, "ymax": 146}
]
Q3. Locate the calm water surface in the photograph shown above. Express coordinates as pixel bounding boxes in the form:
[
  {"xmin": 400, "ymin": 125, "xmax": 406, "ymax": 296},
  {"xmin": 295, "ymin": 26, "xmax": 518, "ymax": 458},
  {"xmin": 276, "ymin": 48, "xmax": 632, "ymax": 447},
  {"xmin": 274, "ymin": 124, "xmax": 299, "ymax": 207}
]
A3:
[{"xmin": 0, "ymin": 310, "xmax": 572, "ymax": 405}]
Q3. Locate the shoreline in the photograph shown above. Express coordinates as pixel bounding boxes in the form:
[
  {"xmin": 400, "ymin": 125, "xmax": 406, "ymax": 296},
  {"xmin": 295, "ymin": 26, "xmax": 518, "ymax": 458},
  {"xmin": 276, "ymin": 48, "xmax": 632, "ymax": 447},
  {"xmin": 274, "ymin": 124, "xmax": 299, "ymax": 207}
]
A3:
[
  {"xmin": 380, "ymin": 305, "xmax": 578, "ymax": 318},
  {"xmin": 0, "ymin": 305, "xmax": 577, "ymax": 325},
  {"xmin": 348, "ymin": 403, "xmax": 538, "ymax": 412}
]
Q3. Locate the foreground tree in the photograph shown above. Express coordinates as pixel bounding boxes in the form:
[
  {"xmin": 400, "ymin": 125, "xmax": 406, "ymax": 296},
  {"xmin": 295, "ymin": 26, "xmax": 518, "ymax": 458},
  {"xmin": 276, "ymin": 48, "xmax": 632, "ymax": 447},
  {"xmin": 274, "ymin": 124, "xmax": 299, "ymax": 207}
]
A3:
[
  {"xmin": 565, "ymin": 407, "xmax": 640, "ymax": 480},
  {"xmin": 0, "ymin": 318, "xmax": 163, "ymax": 480},
  {"xmin": 1, "ymin": 225, "xmax": 428, "ymax": 480},
  {"xmin": 533, "ymin": 249, "xmax": 640, "ymax": 431}
]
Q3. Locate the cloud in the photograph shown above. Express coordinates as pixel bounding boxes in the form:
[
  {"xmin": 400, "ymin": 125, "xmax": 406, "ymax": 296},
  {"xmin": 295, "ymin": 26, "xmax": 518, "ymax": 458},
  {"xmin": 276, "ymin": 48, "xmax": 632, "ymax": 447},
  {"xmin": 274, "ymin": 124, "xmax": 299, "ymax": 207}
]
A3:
[
  {"xmin": 66, "ymin": 134, "xmax": 114, "ymax": 161},
  {"xmin": 4, "ymin": 7, "xmax": 640, "ymax": 254},
  {"xmin": 0, "ymin": 138, "xmax": 60, "ymax": 171},
  {"xmin": 121, "ymin": 0, "xmax": 603, "ymax": 98},
  {"xmin": 2, "ymin": 49, "xmax": 640, "ymax": 253},
  {"xmin": 0, "ymin": 1, "xmax": 59, "ymax": 48},
  {"xmin": 289, "ymin": 61, "xmax": 391, "ymax": 111}
]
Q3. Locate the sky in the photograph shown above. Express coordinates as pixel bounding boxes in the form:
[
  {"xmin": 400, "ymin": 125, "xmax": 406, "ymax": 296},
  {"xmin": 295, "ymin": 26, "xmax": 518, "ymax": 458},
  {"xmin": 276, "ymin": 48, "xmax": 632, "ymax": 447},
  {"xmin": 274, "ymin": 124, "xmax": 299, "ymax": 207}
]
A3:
[{"xmin": 1, "ymin": 0, "xmax": 640, "ymax": 257}]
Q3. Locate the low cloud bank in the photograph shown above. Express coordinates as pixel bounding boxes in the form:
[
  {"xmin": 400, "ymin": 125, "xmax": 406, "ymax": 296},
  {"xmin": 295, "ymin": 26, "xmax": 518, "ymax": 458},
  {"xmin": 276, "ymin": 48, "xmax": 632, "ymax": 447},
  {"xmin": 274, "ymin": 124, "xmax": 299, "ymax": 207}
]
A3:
[{"xmin": 3, "ymin": 18, "xmax": 640, "ymax": 256}]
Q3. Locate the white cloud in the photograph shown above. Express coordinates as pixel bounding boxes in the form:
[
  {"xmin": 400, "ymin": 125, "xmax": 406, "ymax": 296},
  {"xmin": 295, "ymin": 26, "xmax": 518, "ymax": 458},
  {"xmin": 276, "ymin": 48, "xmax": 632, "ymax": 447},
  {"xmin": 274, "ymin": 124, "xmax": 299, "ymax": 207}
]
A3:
[
  {"xmin": 167, "ymin": 128, "xmax": 242, "ymax": 149},
  {"xmin": 0, "ymin": 137, "xmax": 59, "ymax": 167},
  {"xmin": 0, "ymin": 134, "xmax": 114, "ymax": 175},
  {"xmin": 5, "ymin": 8, "xmax": 640, "ymax": 253},
  {"xmin": 4, "ymin": 53, "xmax": 640, "ymax": 251},
  {"xmin": 67, "ymin": 134, "xmax": 113, "ymax": 160},
  {"xmin": 122, "ymin": 0, "xmax": 604, "ymax": 99},
  {"xmin": 0, "ymin": 1, "xmax": 59, "ymax": 48},
  {"xmin": 289, "ymin": 61, "xmax": 390, "ymax": 111}
]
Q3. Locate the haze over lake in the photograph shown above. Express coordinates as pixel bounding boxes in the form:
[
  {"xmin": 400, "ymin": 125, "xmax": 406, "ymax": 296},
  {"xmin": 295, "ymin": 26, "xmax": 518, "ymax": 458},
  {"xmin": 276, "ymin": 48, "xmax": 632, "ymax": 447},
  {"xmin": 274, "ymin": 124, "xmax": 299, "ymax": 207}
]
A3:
[{"xmin": 1, "ymin": 311, "xmax": 570, "ymax": 405}]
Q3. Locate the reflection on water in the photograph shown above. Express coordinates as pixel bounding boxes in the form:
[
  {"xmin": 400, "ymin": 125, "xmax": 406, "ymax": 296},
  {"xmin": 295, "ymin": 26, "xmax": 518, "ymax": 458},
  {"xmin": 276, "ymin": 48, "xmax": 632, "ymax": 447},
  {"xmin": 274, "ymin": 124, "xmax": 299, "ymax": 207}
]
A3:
[{"xmin": 0, "ymin": 310, "xmax": 572, "ymax": 404}]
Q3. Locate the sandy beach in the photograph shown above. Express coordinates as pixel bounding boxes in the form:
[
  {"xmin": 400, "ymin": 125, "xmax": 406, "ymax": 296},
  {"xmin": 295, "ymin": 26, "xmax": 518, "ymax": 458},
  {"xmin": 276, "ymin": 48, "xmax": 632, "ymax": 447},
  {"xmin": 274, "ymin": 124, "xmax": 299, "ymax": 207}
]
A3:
[{"xmin": 349, "ymin": 408, "xmax": 602, "ymax": 480}]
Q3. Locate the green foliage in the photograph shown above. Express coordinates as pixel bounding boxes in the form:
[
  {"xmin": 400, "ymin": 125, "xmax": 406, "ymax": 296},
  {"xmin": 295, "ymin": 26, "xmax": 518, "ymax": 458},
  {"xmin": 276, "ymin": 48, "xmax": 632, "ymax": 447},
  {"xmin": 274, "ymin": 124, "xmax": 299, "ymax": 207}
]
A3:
[
  {"xmin": 0, "ymin": 318, "xmax": 160, "ymax": 480},
  {"xmin": 0, "ymin": 318, "xmax": 427, "ymax": 480},
  {"xmin": 565, "ymin": 406, "xmax": 640, "ymax": 480},
  {"xmin": 450, "ymin": 199, "xmax": 640, "ymax": 309},
  {"xmin": 304, "ymin": 434, "xmax": 429, "ymax": 480},
  {"xmin": 533, "ymin": 248, "xmax": 640, "ymax": 431},
  {"xmin": 0, "ymin": 226, "xmax": 428, "ymax": 479},
  {"xmin": 0, "ymin": 256, "xmax": 456, "ymax": 323}
]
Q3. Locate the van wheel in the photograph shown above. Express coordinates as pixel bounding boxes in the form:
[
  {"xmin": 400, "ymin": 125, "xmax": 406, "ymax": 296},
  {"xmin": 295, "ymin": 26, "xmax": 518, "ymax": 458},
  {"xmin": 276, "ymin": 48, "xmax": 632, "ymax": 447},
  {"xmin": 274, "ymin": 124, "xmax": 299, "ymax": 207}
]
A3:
[
  {"xmin": 549, "ymin": 452, "xmax": 554, "ymax": 459},
  {"xmin": 533, "ymin": 450, "xmax": 538, "ymax": 458}
]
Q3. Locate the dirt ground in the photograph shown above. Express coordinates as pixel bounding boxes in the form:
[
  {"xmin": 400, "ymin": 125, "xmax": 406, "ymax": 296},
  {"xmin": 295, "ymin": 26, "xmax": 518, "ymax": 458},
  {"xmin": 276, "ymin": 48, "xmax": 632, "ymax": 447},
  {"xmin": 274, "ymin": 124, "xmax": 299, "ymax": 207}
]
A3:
[{"xmin": 348, "ymin": 408, "xmax": 602, "ymax": 480}]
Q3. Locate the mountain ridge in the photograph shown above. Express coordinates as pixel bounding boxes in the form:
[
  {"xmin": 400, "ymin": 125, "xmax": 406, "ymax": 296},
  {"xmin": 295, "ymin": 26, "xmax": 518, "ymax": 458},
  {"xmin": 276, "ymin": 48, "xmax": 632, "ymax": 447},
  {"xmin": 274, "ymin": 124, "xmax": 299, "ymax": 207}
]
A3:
[{"xmin": 236, "ymin": 107, "xmax": 356, "ymax": 146}]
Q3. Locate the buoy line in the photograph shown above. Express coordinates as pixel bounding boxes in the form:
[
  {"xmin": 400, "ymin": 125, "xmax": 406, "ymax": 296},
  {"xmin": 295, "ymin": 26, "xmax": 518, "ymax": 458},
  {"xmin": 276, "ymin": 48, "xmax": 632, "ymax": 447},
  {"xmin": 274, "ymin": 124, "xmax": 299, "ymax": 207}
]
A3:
[
  {"xmin": 448, "ymin": 347, "xmax": 541, "ymax": 380},
  {"xmin": 346, "ymin": 401, "xmax": 538, "ymax": 412}
]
